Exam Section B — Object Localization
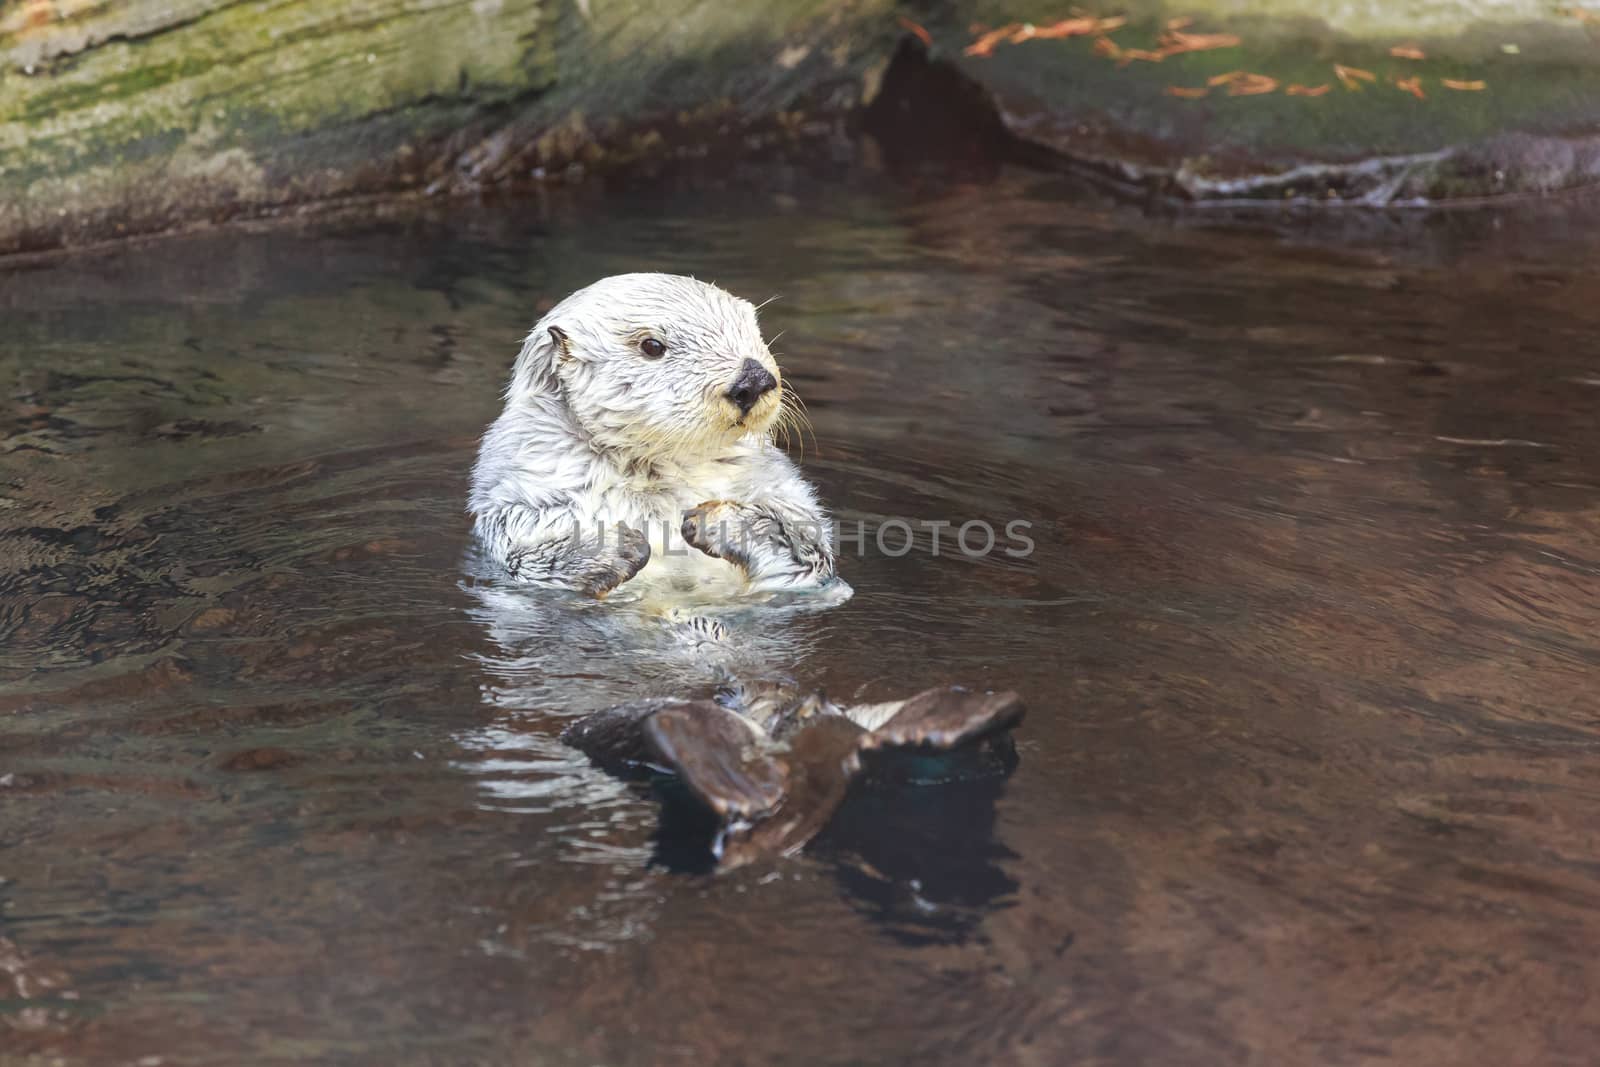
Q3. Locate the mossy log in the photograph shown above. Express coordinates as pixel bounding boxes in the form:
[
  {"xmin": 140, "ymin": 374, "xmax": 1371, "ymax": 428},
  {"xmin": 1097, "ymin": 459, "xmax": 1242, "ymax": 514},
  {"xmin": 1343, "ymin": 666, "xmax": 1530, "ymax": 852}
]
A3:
[{"xmin": 0, "ymin": 0, "xmax": 898, "ymax": 255}]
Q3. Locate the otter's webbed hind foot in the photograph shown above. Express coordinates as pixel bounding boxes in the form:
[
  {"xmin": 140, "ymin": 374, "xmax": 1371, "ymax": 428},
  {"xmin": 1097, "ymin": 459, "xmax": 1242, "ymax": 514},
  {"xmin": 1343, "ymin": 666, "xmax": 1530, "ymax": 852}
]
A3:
[
  {"xmin": 639, "ymin": 702, "xmax": 867, "ymax": 866},
  {"xmin": 563, "ymin": 685, "xmax": 1026, "ymax": 869},
  {"xmin": 853, "ymin": 687, "xmax": 1026, "ymax": 751},
  {"xmin": 643, "ymin": 701, "xmax": 787, "ymax": 822},
  {"xmin": 559, "ymin": 697, "xmax": 677, "ymax": 776}
]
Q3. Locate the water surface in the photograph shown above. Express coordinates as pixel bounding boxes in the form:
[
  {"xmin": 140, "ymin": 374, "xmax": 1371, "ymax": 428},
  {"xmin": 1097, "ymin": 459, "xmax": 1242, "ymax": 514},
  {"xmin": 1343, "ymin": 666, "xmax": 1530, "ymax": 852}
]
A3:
[{"xmin": 4, "ymin": 165, "xmax": 1600, "ymax": 1065}]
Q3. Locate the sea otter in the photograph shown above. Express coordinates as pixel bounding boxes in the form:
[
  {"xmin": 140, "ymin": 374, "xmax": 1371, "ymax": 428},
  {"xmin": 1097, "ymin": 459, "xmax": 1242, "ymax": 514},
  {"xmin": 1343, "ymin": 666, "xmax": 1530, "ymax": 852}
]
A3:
[
  {"xmin": 470, "ymin": 273, "xmax": 845, "ymax": 599},
  {"xmin": 468, "ymin": 274, "xmax": 1024, "ymax": 866}
]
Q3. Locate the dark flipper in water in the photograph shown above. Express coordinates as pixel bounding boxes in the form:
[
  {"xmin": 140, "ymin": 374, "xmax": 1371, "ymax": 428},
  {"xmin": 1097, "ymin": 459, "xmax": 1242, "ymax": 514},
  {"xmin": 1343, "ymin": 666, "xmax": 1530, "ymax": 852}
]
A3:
[
  {"xmin": 863, "ymin": 687, "xmax": 1026, "ymax": 751},
  {"xmin": 560, "ymin": 698, "xmax": 681, "ymax": 775},
  {"xmin": 566, "ymin": 684, "xmax": 1026, "ymax": 867},
  {"xmin": 644, "ymin": 700, "xmax": 788, "ymax": 822},
  {"xmin": 718, "ymin": 715, "xmax": 866, "ymax": 866}
]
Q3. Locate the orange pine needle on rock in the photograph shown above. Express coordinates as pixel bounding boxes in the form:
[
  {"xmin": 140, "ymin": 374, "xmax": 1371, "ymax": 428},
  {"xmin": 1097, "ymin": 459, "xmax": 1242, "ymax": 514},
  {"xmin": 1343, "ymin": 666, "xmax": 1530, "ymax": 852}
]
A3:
[
  {"xmin": 1205, "ymin": 70, "xmax": 1279, "ymax": 96},
  {"xmin": 1018, "ymin": 15, "xmax": 1128, "ymax": 43},
  {"xmin": 965, "ymin": 23, "xmax": 1021, "ymax": 56},
  {"xmin": 1158, "ymin": 30, "xmax": 1243, "ymax": 57},
  {"xmin": 1227, "ymin": 72, "xmax": 1280, "ymax": 96},
  {"xmin": 897, "ymin": 16, "xmax": 933, "ymax": 46},
  {"xmin": 1442, "ymin": 78, "xmax": 1487, "ymax": 91},
  {"xmin": 1394, "ymin": 75, "xmax": 1427, "ymax": 99},
  {"xmin": 1118, "ymin": 48, "xmax": 1168, "ymax": 64},
  {"xmin": 1389, "ymin": 43, "xmax": 1427, "ymax": 60},
  {"xmin": 1093, "ymin": 35, "xmax": 1124, "ymax": 59},
  {"xmin": 1165, "ymin": 85, "xmax": 1210, "ymax": 98},
  {"xmin": 1286, "ymin": 83, "xmax": 1332, "ymax": 96},
  {"xmin": 1026, "ymin": 16, "xmax": 1099, "ymax": 39},
  {"xmin": 1334, "ymin": 64, "xmax": 1377, "ymax": 90},
  {"xmin": 972, "ymin": 14, "xmax": 1128, "ymax": 51}
]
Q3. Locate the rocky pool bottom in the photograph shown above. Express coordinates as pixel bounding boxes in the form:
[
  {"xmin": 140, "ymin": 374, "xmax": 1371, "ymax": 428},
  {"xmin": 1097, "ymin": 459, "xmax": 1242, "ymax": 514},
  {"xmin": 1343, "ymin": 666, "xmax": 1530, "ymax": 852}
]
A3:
[{"xmin": 4, "ymin": 161, "xmax": 1600, "ymax": 1065}]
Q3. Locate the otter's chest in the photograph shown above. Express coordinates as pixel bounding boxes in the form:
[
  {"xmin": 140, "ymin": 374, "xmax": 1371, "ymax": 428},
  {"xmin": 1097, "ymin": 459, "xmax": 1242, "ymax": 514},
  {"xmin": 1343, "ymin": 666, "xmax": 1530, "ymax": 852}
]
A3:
[{"xmin": 589, "ymin": 461, "xmax": 742, "ymax": 567}]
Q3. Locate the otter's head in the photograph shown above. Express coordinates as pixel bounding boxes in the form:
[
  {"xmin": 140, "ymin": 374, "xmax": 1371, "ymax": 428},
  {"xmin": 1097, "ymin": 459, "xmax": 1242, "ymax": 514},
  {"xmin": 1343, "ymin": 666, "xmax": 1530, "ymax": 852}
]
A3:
[{"xmin": 510, "ymin": 273, "xmax": 785, "ymax": 459}]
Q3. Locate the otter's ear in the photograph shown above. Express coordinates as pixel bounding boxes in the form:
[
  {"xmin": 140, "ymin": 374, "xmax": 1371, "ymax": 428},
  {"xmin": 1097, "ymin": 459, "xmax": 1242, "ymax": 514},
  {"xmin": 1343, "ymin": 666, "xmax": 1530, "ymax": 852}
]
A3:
[{"xmin": 509, "ymin": 322, "xmax": 570, "ymax": 395}]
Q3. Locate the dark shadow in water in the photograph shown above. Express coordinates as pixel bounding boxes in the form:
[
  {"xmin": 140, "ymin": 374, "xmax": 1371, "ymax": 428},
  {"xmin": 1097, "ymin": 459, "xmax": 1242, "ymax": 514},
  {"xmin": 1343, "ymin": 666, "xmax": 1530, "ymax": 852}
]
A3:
[
  {"xmin": 643, "ymin": 737, "xmax": 1023, "ymax": 901},
  {"xmin": 814, "ymin": 740, "xmax": 1021, "ymax": 946},
  {"xmin": 649, "ymin": 777, "xmax": 728, "ymax": 875}
]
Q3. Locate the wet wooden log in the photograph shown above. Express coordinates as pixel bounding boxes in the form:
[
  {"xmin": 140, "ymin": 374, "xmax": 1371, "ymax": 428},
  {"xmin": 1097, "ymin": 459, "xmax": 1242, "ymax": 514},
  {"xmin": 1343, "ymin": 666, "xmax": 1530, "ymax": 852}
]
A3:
[{"xmin": 0, "ymin": 0, "xmax": 899, "ymax": 256}]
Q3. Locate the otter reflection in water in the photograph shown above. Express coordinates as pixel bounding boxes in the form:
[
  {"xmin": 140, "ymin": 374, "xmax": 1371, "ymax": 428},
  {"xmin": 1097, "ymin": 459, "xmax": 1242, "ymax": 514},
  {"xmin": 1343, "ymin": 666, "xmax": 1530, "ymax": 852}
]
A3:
[{"xmin": 463, "ymin": 274, "xmax": 1024, "ymax": 868}]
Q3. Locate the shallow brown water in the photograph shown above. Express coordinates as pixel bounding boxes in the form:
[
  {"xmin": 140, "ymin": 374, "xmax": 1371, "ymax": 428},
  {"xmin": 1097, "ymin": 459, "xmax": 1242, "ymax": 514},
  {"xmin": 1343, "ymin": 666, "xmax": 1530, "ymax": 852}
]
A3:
[{"xmin": 4, "ymin": 164, "xmax": 1600, "ymax": 1065}]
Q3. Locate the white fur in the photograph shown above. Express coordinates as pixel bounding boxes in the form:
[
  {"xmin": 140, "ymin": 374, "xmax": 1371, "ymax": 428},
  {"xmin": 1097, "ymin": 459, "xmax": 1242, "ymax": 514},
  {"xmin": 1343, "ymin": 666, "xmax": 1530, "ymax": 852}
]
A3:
[{"xmin": 470, "ymin": 273, "xmax": 842, "ymax": 598}]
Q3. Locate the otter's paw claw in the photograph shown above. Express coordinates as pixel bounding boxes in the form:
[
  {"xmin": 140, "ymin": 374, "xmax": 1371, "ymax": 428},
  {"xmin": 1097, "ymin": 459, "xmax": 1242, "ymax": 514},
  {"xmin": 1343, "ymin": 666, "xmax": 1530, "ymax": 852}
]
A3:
[
  {"xmin": 682, "ymin": 500, "xmax": 836, "ymax": 589},
  {"xmin": 578, "ymin": 522, "xmax": 651, "ymax": 598},
  {"xmin": 681, "ymin": 501, "xmax": 749, "ymax": 568},
  {"xmin": 614, "ymin": 522, "xmax": 651, "ymax": 575}
]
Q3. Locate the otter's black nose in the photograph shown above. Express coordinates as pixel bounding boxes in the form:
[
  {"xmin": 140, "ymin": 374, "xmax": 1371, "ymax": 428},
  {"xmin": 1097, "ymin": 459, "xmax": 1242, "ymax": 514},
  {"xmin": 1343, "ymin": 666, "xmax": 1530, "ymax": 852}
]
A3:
[{"xmin": 725, "ymin": 358, "xmax": 777, "ymax": 417}]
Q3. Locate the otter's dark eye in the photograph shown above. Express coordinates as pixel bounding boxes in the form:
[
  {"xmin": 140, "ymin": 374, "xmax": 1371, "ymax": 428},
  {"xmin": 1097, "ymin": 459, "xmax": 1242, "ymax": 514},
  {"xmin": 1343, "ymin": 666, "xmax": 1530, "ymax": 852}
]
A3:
[{"xmin": 639, "ymin": 337, "xmax": 667, "ymax": 359}]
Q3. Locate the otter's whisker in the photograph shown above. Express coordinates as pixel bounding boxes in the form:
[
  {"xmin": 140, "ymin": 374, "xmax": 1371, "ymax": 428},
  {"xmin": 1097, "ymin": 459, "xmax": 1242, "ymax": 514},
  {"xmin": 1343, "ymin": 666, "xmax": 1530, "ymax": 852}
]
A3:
[
  {"xmin": 799, "ymin": 407, "xmax": 819, "ymax": 457},
  {"xmin": 785, "ymin": 405, "xmax": 807, "ymax": 460},
  {"xmin": 791, "ymin": 400, "xmax": 815, "ymax": 459},
  {"xmin": 787, "ymin": 385, "xmax": 813, "ymax": 419},
  {"xmin": 771, "ymin": 397, "xmax": 796, "ymax": 457},
  {"xmin": 779, "ymin": 386, "xmax": 817, "ymax": 458},
  {"xmin": 777, "ymin": 399, "xmax": 796, "ymax": 454}
]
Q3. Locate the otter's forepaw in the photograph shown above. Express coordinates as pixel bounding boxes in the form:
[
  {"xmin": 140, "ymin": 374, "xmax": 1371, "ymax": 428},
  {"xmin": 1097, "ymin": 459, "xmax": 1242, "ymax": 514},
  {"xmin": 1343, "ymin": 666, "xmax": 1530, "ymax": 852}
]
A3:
[
  {"xmin": 576, "ymin": 521, "xmax": 651, "ymax": 598},
  {"xmin": 681, "ymin": 500, "xmax": 752, "ymax": 570},
  {"xmin": 681, "ymin": 500, "xmax": 835, "ymax": 590}
]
